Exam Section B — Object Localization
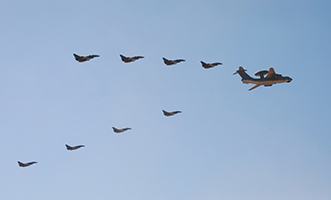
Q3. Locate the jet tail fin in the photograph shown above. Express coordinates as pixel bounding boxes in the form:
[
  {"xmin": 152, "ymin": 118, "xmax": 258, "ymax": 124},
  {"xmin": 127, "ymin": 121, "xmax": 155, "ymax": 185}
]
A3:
[
  {"xmin": 162, "ymin": 57, "xmax": 169, "ymax": 62},
  {"xmin": 234, "ymin": 67, "xmax": 253, "ymax": 80}
]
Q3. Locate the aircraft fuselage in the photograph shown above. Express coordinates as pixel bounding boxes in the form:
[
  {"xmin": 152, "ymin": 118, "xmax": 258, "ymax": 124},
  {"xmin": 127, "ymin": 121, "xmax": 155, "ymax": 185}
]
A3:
[{"xmin": 242, "ymin": 77, "xmax": 292, "ymax": 86}]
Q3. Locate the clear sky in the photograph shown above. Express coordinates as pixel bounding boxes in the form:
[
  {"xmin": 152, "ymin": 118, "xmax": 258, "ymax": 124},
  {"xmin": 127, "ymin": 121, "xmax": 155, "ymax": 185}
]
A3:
[{"xmin": 1, "ymin": 0, "xmax": 331, "ymax": 199}]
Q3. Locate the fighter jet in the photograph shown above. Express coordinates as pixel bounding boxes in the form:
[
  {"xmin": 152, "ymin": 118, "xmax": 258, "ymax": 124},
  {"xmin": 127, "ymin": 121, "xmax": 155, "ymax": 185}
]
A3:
[
  {"xmin": 233, "ymin": 66, "xmax": 292, "ymax": 91},
  {"xmin": 162, "ymin": 57, "xmax": 185, "ymax": 66},
  {"xmin": 120, "ymin": 54, "xmax": 144, "ymax": 63},
  {"xmin": 112, "ymin": 127, "xmax": 131, "ymax": 133},
  {"xmin": 65, "ymin": 144, "xmax": 85, "ymax": 151},
  {"xmin": 162, "ymin": 110, "xmax": 182, "ymax": 117},
  {"xmin": 201, "ymin": 61, "xmax": 223, "ymax": 69},
  {"xmin": 73, "ymin": 53, "xmax": 100, "ymax": 62},
  {"xmin": 18, "ymin": 161, "xmax": 37, "ymax": 167}
]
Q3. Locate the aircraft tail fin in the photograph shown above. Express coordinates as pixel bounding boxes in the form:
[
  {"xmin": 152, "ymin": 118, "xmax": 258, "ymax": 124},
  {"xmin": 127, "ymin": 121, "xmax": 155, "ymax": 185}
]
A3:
[
  {"xmin": 233, "ymin": 67, "xmax": 253, "ymax": 80},
  {"xmin": 120, "ymin": 54, "xmax": 126, "ymax": 61},
  {"xmin": 162, "ymin": 57, "xmax": 170, "ymax": 63}
]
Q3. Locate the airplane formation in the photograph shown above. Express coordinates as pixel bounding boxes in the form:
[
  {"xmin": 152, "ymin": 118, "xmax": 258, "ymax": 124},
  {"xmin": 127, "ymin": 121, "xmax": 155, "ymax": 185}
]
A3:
[{"xmin": 18, "ymin": 53, "xmax": 292, "ymax": 167}]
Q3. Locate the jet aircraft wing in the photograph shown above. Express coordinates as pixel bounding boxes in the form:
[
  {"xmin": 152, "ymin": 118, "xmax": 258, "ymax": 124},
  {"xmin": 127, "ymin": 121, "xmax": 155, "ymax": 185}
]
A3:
[
  {"xmin": 249, "ymin": 84, "xmax": 262, "ymax": 91},
  {"xmin": 265, "ymin": 68, "xmax": 276, "ymax": 79}
]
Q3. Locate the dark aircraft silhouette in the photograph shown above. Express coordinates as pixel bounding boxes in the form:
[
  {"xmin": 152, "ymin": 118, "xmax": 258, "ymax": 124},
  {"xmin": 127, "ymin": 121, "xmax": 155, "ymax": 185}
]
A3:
[
  {"xmin": 201, "ymin": 61, "xmax": 223, "ymax": 69},
  {"xmin": 162, "ymin": 110, "xmax": 182, "ymax": 116},
  {"xmin": 233, "ymin": 66, "xmax": 292, "ymax": 91},
  {"xmin": 120, "ymin": 54, "xmax": 144, "ymax": 63},
  {"xmin": 65, "ymin": 144, "xmax": 85, "ymax": 151},
  {"xmin": 162, "ymin": 57, "xmax": 185, "ymax": 66},
  {"xmin": 18, "ymin": 161, "xmax": 37, "ymax": 167},
  {"xmin": 73, "ymin": 53, "xmax": 100, "ymax": 62},
  {"xmin": 112, "ymin": 127, "xmax": 132, "ymax": 133}
]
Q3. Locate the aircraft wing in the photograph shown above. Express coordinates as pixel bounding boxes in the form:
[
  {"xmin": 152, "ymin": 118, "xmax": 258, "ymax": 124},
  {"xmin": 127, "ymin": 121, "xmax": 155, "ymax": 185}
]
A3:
[
  {"xmin": 265, "ymin": 68, "xmax": 276, "ymax": 79},
  {"xmin": 249, "ymin": 84, "xmax": 261, "ymax": 91}
]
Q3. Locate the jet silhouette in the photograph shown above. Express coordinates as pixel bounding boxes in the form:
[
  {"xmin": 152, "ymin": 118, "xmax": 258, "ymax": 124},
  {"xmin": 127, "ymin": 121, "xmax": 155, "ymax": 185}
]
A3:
[
  {"xmin": 162, "ymin": 57, "xmax": 185, "ymax": 66},
  {"xmin": 120, "ymin": 54, "xmax": 144, "ymax": 63},
  {"xmin": 65, "ymin": 144, "xmax": 85, "ymax": 151},
  {"xmin": 201, "ymin": 61, "xmax": 223, "ymax": 69},
  {"xmin": 112, "ymin": 127, "xmax": 132, "ymax": 133},
  {"xmin": 18, "ymin": 161, "xmax": 37, "ymax": 167},
  {"xmin": 234, "ymin": 66, "xmax": 292, "ymax": 91},
  {"xmin": 162, "ymin": 110, "xmax": 182, "ymax": 116},
  {"xmin": 73, "ymin": 53, "xmax": 100, "ymax": 62}
]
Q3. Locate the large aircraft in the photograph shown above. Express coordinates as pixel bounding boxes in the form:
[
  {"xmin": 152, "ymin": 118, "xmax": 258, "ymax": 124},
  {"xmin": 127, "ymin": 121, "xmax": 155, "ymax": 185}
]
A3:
[{"xmin": 233, "ymin": 67, "xmax": 292, "ymax": 91}]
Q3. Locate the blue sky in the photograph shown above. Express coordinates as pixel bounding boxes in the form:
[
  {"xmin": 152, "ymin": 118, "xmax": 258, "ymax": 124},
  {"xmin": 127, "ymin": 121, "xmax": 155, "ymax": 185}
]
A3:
[{"xmin": 0, "ymin": 0, "xmax": 331, "ymax": 199}]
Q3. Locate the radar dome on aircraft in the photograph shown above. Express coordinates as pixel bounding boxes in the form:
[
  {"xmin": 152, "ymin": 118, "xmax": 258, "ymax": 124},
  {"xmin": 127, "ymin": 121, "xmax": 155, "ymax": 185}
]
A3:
[{"xmin": 254, "ymin": 70, "xmax": 268, "ymax": 79}]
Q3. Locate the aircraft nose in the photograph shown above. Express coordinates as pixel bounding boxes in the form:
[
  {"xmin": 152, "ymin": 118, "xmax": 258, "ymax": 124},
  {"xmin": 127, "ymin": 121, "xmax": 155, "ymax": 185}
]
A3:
[{"xmin": 287, "ymin": 78, "xmax": 292, "ymax": 83}]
